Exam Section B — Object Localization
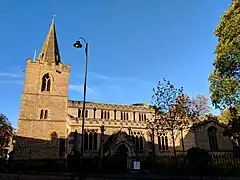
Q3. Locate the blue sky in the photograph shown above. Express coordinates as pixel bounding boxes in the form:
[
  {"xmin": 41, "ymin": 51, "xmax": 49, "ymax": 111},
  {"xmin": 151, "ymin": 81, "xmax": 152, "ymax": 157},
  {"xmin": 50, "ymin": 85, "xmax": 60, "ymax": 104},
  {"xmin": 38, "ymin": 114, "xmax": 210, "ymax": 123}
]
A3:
[{"xmin": 0, "ymin": 0, "xmax": 231, "ymax": 128}]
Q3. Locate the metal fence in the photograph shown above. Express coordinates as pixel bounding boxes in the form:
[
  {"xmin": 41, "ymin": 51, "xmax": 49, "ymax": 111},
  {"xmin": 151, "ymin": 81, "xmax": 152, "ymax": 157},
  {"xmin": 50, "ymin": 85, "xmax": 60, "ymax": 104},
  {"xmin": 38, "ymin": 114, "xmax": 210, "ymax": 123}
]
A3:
[{"xmin": 2, "ymin": 152, "xmax": 240, "ymax": 176}]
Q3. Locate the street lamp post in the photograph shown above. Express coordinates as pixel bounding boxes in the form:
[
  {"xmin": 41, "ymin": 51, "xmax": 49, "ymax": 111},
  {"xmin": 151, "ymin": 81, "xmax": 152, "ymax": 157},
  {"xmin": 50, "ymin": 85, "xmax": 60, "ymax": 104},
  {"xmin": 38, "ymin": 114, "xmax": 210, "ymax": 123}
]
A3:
[{"xmin": 73, "ymin": 37, "xmax": 89, "ymax": 158}]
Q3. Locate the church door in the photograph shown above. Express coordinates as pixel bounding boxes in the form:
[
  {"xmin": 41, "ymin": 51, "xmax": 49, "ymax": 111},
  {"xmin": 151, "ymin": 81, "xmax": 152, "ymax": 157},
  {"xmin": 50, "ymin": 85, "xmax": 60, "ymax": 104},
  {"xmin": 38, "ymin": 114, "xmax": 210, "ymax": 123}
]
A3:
[{"xmin": 113, "ymin": 144, "xmax": 128, "ymax": 172}]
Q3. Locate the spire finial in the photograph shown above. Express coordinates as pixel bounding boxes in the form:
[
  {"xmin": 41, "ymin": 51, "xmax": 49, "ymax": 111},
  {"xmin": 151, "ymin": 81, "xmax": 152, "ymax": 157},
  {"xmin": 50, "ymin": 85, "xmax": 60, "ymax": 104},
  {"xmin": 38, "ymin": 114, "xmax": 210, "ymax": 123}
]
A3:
[{"xmin": 52, "ymin": 14, "xmax": 56, "ymax": 22}]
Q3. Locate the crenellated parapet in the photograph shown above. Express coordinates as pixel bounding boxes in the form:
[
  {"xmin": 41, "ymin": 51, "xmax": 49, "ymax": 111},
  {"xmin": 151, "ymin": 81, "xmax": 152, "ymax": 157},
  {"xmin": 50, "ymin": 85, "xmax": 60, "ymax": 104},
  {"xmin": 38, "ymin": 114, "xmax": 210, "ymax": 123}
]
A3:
[
  {"xmin": 26, "ymin": 57, "xmax": 70, "ymax": 73},
  {"xmin": 68, "ymin": 100, "xmax": 153, "ymax": 113}
]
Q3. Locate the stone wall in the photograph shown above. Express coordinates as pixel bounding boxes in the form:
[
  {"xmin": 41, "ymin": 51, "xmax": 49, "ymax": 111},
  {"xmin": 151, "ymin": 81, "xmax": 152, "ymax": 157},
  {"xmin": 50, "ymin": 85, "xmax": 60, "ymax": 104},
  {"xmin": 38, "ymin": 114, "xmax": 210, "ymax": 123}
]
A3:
[
  {"xmin": 16, "ymin": 58, "xmax": 70, "ymax": 159},
  {"xmin": 194, "ymin": 121, "xmax": 232, "ymax": 151}
]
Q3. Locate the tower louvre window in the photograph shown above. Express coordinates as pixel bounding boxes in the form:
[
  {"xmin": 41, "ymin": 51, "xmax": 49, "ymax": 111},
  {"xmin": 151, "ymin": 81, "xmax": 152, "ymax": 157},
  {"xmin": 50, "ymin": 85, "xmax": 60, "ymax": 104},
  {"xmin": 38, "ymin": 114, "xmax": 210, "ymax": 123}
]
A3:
[
  {"xmin": 40, "ymin": 109, "xmax": 44, "ymax": 119},
  {"xmin": 44, "ymin": 110, "xmax": 48, "ymax": 119},
  {"xmin": 40, "ymin": 109, "xmax": 48, "ymax": 120},
  {"xmin": 41, "ymin": 73, "xmax": 51, "ymax": 92}
]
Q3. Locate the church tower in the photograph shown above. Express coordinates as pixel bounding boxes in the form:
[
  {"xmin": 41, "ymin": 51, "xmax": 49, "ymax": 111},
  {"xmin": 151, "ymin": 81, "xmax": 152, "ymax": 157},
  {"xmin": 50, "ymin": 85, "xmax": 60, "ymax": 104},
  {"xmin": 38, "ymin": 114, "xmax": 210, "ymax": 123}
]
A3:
[{"xmin": 16, "ymin": 19, "xmax": 70, "ymax": 159}]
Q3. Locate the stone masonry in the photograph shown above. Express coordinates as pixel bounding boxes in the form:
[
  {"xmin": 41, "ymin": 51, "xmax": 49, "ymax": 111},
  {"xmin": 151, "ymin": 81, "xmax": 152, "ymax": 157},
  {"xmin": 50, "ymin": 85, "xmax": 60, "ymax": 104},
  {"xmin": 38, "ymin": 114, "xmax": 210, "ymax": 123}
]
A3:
[{"xmin": 15, "ymin": 19, "xmax": 233, "ymax": 160}]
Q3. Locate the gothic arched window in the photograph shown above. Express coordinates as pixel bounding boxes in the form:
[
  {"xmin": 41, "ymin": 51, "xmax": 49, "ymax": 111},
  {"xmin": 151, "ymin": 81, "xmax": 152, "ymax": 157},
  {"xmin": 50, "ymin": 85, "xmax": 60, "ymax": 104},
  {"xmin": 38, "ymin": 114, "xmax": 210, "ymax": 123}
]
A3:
[
  {"xmin": 40, "ymin": 109, "xmax": 44, "ymax": 119},
  {"xmin": 41, "ymin": 73, "xmax": 51, "ymax": 92},
  {"xmin": 84, "ymin": 131, "xmax": 89, "ymax": 150},
  {"xmin": 84, "ymin": 130, "xmax": 98, "ymax": 151},
  {"xmin": 93, "ymin": 132, "xmax": 98, "ymax": 150},
  {"xmin": 208, "ymin": 126, "xmax": 219, "ymax": 152},
  {"xmin": 132, "ymin": 133, "xmax": 144, "ymax": 151},
  {"xmin": 44, "ymin": 110, "xmax": 48, "ymax": 119},
  {"xmin": 136, "ymin": 136, "xmax": 139, "ymax": 150},
  {"xmin": 89, "ymin": 132, "xmax": 93, "ymax": 150},
  {"xmin": 158, "ymin": 133, "xmax": 168, "ymax": 151},
  {"xmin": 139, "ymin": 136, "xmax": 143, "ymax": 150},
  {"xmin": 165, "ymin": 136, "xmax": 169, "ymax": 150}
]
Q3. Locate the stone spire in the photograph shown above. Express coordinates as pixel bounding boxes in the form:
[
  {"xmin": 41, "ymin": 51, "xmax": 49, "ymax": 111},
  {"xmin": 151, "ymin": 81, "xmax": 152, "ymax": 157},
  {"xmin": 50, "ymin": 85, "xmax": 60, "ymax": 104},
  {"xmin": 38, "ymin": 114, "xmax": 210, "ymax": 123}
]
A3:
[{"xmin": 38, "ymin": 19, "xmax": 61, "ymax": 64}]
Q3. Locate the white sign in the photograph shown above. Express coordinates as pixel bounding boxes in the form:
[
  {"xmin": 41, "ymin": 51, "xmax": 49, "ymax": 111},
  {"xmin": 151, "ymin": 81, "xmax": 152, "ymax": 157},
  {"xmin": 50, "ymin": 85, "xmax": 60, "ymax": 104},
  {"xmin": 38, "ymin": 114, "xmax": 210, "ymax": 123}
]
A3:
[{"xmin": 133, "ymin": 161, "xmax": 140, "ymax": 170}]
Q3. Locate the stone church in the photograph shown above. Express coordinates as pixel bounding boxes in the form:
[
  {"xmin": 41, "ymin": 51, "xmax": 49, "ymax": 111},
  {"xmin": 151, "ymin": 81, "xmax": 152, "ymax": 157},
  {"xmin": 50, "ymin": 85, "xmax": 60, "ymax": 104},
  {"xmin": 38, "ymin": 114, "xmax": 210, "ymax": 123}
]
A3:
[{"xmin": 14, "ymin": 20, "xmax": 233, "ymax": 160}]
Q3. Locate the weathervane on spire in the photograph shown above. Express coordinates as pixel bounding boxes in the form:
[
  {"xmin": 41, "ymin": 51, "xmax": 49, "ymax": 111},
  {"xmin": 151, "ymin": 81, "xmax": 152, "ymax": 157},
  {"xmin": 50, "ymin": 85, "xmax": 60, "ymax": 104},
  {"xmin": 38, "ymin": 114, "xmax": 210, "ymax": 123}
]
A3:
[{"xmin": 52, "ymin": 14, "xmax": 56, "ymax": 21}]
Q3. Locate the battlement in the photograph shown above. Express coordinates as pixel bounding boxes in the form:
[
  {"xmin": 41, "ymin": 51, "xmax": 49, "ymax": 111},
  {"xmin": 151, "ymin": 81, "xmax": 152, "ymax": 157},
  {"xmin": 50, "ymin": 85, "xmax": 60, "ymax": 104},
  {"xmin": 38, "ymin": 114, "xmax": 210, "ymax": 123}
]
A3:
[
  {"xmin": 26, "ymin": 58, "xmax": 71, "ymax": 72},
  {"xmin": 68, "ymin": 100, "xmax": 153, "ymax": 112}
]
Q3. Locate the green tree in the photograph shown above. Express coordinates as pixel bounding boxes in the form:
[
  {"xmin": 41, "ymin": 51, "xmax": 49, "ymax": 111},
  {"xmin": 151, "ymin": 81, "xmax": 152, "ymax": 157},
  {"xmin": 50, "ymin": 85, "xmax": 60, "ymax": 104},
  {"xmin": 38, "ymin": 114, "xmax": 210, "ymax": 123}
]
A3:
[
  {"xmin": 209, "ymin": 0, "xmax": 240, "ymax": 110},
  {"xmin": 209, "ymin": 0, "xmax": 240, "ymax": 146},
  {"xmin": 218, "ymin": 108, "xmax": 232, "ymax": 124},
  {"xmin": 0, "ymin": 114, "xmax": 13, "ymax": 157}
]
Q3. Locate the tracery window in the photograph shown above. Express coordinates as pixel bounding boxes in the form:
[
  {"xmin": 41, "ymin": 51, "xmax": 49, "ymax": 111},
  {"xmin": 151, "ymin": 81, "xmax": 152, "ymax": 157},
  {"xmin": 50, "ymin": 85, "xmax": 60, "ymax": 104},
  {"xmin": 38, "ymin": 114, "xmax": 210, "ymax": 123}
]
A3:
[
  {"xmin": 131, "ymin": 132, "xmax": 144, "ymax": 151},
  {"xmin": 84, "ymin": 130, "xmax": 98, "ymax": 151},
  {"xmin": 158, "ymin": 133, "xmax": 168, "ymax": 150},
  {"xmin": 40, "ymin": 109, "xmax": 48, "ymax": 119},
  {"xmin": 41, "ymin": 73, "xmax": 51, "ymax": 92}
]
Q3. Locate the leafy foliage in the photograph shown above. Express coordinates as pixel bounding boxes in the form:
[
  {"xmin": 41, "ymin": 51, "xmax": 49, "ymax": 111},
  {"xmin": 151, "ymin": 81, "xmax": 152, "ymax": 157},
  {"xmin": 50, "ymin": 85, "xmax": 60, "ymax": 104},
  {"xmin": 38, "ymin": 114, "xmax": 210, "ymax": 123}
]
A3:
[
  {"xmin": 0, "ymin": 114, "xmax": 13, "ymax": 156},
  {"xmin": 209, "ymin": 1, "xmax": 240, "ymax": 146},
  {"xmin": 219, "ymin": 108, "xmax": 232, "ymax": 124},
  {"xmin": 209, "ymin": 0, "xmax": 240, "ymax": 110},
  {"xmin": 223, "ymin": 107, "xmax": 240, "ymax": 146}
]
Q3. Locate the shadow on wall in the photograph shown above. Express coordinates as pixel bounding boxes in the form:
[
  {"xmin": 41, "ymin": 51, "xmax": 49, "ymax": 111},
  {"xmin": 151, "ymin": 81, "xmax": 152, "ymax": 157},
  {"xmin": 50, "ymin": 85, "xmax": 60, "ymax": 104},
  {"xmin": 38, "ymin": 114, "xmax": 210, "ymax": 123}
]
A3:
[
  {"xmin": 12, "ymin": 119, "xmax": 233, "ymax": 161},
  {"xmin": 12, "ymin": 130, "xmax": 149, "ymax": 160}
]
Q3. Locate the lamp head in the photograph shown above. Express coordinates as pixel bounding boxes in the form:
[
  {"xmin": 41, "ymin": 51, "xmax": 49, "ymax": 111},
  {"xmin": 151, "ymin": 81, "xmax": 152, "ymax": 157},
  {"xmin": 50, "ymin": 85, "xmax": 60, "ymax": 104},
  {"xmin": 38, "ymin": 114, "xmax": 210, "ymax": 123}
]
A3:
[{"xmin": 73, "ymin": 40, "xmax": 83, "ymax": 48}]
